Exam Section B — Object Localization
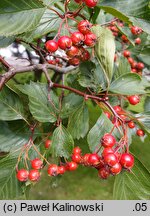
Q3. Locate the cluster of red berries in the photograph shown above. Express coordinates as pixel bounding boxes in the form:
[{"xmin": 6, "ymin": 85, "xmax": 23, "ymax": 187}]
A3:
[
  {"xmin": 45, "ymin": 20, "xmax": 96, "ymax": 66},
  {"xmin": 74, "ymin": 0, "xmax": 98, "ymax": 8}
]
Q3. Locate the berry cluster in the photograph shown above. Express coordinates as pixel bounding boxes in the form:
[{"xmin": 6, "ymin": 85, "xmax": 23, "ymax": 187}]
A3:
[
  {"xmin": 45, "ymin": 20, "xmax": 96, "ymax": 66},
  {"xmin": 74, "ymin": 0, "xmax": 98, "ymax": 8}
]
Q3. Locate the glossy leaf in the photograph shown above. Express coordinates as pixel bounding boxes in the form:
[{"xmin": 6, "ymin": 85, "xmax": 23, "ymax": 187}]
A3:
[
  {"xmin": 17, "ymin": 82, "xmax": 59, "ymax": 123},
  {"xmin": 113, "ymin": 156, "xmax": 150, "ymax": 200},
  {"xmin": 68, "ymin": 103, "xmax": 89, "ymax": 140},
  {"xmin": 0, "ymin": 0, "xmax": 45, "ymax": 37},
  {"xmin": 92, "ymin": 26, "xmax": 116, "ymax": 85},
  {"xmin": 51, "ymin": 124, "xmax": 74, "ymax": 158}
]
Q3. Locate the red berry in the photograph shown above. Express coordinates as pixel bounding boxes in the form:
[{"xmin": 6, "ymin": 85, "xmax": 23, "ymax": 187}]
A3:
[
  {"xmin": 113, "ymin": 105, "xmax": 122, "ymax": 113},
  {"xmin": 88, "ymin": 153, "xmax": 100, "ymax": 166},
  {"xmin": 104, "ymin": 111, "xmax": 111, "ymax": 119},
  {"xmin": 131, "ymin": 68, "xmax": 137, "ymax": 73},
  {"xmin": 104, "ymin": 153, "xmax": 118, "ymax": 166},
  {"xmin": 123, "ymin": 50, "xmax": 130, "ymax": 58},
  {"xmin": 128, "ymin": 57, "xmax": 134, "ymax": 65},
  {"xmin": 58, "ymin": 36, "xmax": 72, "ymax": 50},
  {"xmin": 85, "ymin": 0, "xmax": 98, "ymax": 7},
  {"xmin": 120, "ymin": 153, "xmax": 134, "ymax": 169},
  {"xmin": 110, "ymin": 163, "xmax": 122, "ymax": 175},
  {"xmin": 131, "ymin": 61, "xmax": 137, "ymax": 69},
  {"xmin": 102, "ymin": 147, "xmax": 114, "ymax": 157},
  {"xmin": 29, "ymin": 170, "xmax": 40, "ymax": 182},
  {"xmin": 135, "ymin": 38, "xmax": 141, "ymax": 45},
  {"xmin": 48, "ymin": 60, "xmax": 56, "ymax": 65},
  {"xmin": 101, "ymin": 134, "xmax": 116, "ymax": 148},
  {"xmin": 45, "ymin": 139, "xmax": 51, "ymax": 149},
  {"xmin": 77, "ymin": 20, "xmax": 92, "ymax": 34},
  {"xmin": 16, "ymin": 169, "xmax": 29, "ymax": 182},
  {"xmin": 66, "ymin": 46, "xmax": 80, "ymax": 57},
  {"xmin": 66, "ymin": 161, "xmax": 78, "ymax": 171},
  {"xmin": 45, "ymin": 40, "xmax": 58, "ymax": 52},
  {"xmin": 73, "ymin": 147, "xmax": 82, "ymax": 155},
  {"xmin": 114, "ymin": 54, "xmax": 117, "ymax": 62},
  {"xmin": 71, "ymin": 32, "xmax": 84, "ymax": 46},
  {"xmin": 136, "ymin": 129, "xmax": 145, "ymax": 137},
  {"xmin": 128, "ymin": 95, "xmax": 140, "ymax": 105},
  {"xmin": 137, "ymin": 62, "xmax": 144, "ymax": 70},
  {"xmin": 82, "ymin": 153, "xmax": 91, "ymax": 166},
  {"xmin": 72, "ymin": 154, "xmax": 82, "ymax": 163},
  {"xmin": 128, "ymin": 121, "xmax": 135, "ymax": 129},
  {"xmin": 121, "ymin": 35, "xmax": 128, "ymax": 42},
  {"xmin": 47, "ymin": 164, "xmax": 59, "ymax": 176},
  {"xmin": 69, "ymin": 57, "xmax": 80, "ymax": 66},
  {"xmin": 131, "ymin": 26, "xmax": 142, "ymax": 35},
  {"xmin": 58, "ymin": 166, "xmax": 66, "ymax": 175},
  {"xmin": 80, "ymin": 48, "xmax": 91, "ymax": 61},
  {"xmin": 98, "ymin": 167, "xmax": 110, "ymax": 179},
  {"xmin": 84, "ymin": 32, "xmax": 97, "ymax": 47},
  {"xmin": 31, "ymin": 158, "xmax": 43, "ymax": 170}
]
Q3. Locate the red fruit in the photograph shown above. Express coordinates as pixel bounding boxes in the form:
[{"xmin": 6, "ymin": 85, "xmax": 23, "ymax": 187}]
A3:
[
  {"xmin": 101, "ymin": 134, "xmax": 116, "ymax": 148},
  {"xmin": 120, "ymin": 153, "xmax": 134, "ymax": 169},
  {"xmin": 45, "ymin": 40, "xmax": 58, "ymax": 52},
  {"xmin": 131, "ymin": 68, "xmax": 137, "ymax": 73},
  {"xmin": 69, "ymin": 57, "xmax": 80, "ymax": 66},
  {"xmin": 128, "ymin": 57, "xmax": 134, "ymax": 65},
  {"xmin": 114, "ymin": 54, "xmax": 117, "ymax": 62},
  {"xmin": 45, "ymin": 139, "xmax": 51, "ymax": 149},
  {"xmin": 119, "ymin": 114, "xmax": 127, "ymax": 121},
  {"xmin": 16, "ymin": 169, "xmax": 29, "ymax": 182},
  {"xmin": 110, "ymin": 163, "xmax": 122, "ymax": 175},
  {"xmin": 110, "ymin": 26, "xmax": 119, "ymax": 33},
  {"xmin": 82, "ymin": 153, "xmax": 91, "ymax": 166},
  {"xmin": 128, "ymin": 95, "xmax": 140, "ymax": 105},
  {"xmin": 58, "ymin": 36, "xmax": 72, "ymax": 50},
  {"xmin": 74, "ymin": 0, "xmax": 83, "ymax": 3},
  {"xmin": 135, "ymin": 38, "xmax": 141, "ymax": 45},
  {"xmin": 98, "ymin": 167, "xmax": 110, "ymax": 179},
  {"xmin": 85, "ymin": 0, "xmax": 98, "ymax": 7},
  {"xmin": 131, "ymin": 26, "xmax": 142, "ymax": 35},
  {"xmin": 71, "ymin": 32, "xmax": 85, "ymax": 46},
  {"xmin": 66, "ymin": 161, "xmax": 78, "ymax": 171},
  {"xmin": 84, "ymin": 32, "xmax": 97, "ymax": 47},
  {"xmin": 73, "ymin": 147, "xmax": 82, "ymax": 155},
  {"xmin": 113, "ymin": 105, "xmax": 122, "ymax": 113},
  {"xmin": 48, "ymin": 60, "xmax": 56, "ymax": 65},
  {"xmin": 47, "ymin": 164, "xmax": 59, "ymax": 176},
  {"xmin": 136, "ymin": 129, "xmax": 145, "ymax": 137},
  {"xmin": 104, "ymin": 153, "xmax": 118, "ymax": 166},
  {"xmin": 58, "ymin": 166, "xmax": 66, "ymax": 175},
  {"xmin": 128, "ymin": 121, "xmax": 135, "ymax": 129},
  {"xmin": 123, "ymin": 50, "xmax": 130, "ymax": 58},
  {"xmin": 88, "ymin": 153, "xmax": 100, "ymax": 166},
  {"xmin": 66, "ymin": 46, "xmax": 80, "ymax": 57},
  {"xmin": 102, "ymin": 147, "xmax": 114, "ymax": 157},
  {"xmin": 80, "ymin": 48, "xmax": 91, "ymax": 61},
  {"xmin": 131, "ymin": 61, "xmax": 137, "ymax": 69},
  {"xmin": 72, "ymin": 154, "xmax": 82, "ymax": 163},
  {"xmin": 29, "ymin": 170, "xmax": 40, "ymax": 182},
  {"xmin": 77, "ymin": 20, "xmax": 92, "ymax": 34},
  {"xmin": 31, "ymin": 158, "xmax": 43, "ymax": 170},
  {"xmin": 104, "ymin": 111, "xmax": 111, "ymax": 119},
  {"xmin": 137, "ymin": 62, "xmax": 144, "ymax": 70},
  {"xmin": 121, "ymin": 35, "xmax": 128, "ymax": 42}
]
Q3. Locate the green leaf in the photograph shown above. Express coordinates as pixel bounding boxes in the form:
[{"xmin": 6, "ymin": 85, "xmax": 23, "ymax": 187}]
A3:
[
  {"xmin": 92, "ymin": 26, "xmax": 116, "ymax": 85},
  {"xmin": 0, "ymin": 121, "xmax": 30, "ymax": 152},
  {"xmin": 0, "ymin": 86, "xmax": 26, "ymax": 121},
  {"xmin": 135, "ymin": 112, "xmax": 150, "ymax": 134},
  {"xmin": 0, "ymin": 36, "xmax": 15, "ymax": 48},
  {"xmin": 144, "ymin": 97, "xmax": 150, "ymax": 112},
  {"xmin": 0, "ymin": 153, "xmax": 24, "ymax": 199},
  {"xmin": 110, "ymin": 73, "xmax": 148, "ymax": 95},
  {"xmin": 113, "ymin": 156, "xmax": 150, "ymax": 199},
  {"xmin": 87, "ymin": 112, "xmax": 118, "ymax": 153},
  {"xmin": 113, "ymin": 57, "xmax": 131, "ymax": 79},
  {"xmin": 68, "ymin": 103, "xmax": 89, "ymax": 140},
  {"xmin": 17, "ymin": 82, "xmax": 59, "ymax": 123},
  {"xmin": 60, "ymin": 93, "xmax": 83, "ymax": 119},
  {"xmin": 51, "ymin": 124, "xmax": 74, "ymax": 158},
  {"xmin": 0, "ymin": 0, "xmax": 45, "ymax": 37}
]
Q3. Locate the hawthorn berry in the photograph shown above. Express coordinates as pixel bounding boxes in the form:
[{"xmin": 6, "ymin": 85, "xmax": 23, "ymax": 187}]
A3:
[
  {"xmin": 47, "ymin": 164, "xmax": 59, "ymax": 176},
  {"xmin": 110, "ymin": 163, "xmax": 122, "ymax": 175},
  {"xmin": 128, "ymin": 121, "xmax": 135, "ymax": 129},
  {"xmin": 101, "ymin": 134, "xmax": 116, "ymax": 148},
  {"xmin": 131, "ymin": 26, "xmax": 142, "ymax": 35},
  {"xmin": 136, "ymin": 129, "xmax": 145, "ymax": 137},
  {"xmin": 123, "ymin": 50, "xmax": 130, "ymax": 58},
  {"xmin": 137, "ymin": 62, "xmax": 144, "ymax": 70},
  {"xmin": 98, "ymin": 167, "xmax": 110, "ymax": 179},
  {"xmin": 84, "ymin": 32, "xmax": 97, "ymax": 47},
  {"xmin": 66, "ymin": 46, "xmax": 80, "ymax": 57},
  {"xmin": 58, "ymin": 36, "xmax": 72, "ymax": 50},
  {"xmin": 29, "ymin": 170, "xmax": 40, "ymax": 182},
  {"xmin": 45, "ymin": 40, "xmax": 58, "ymax": 52},
  {"xmin": 128, "ymin": 57, "xmax": 134, "ymax": 65},
  {"xmin": 120, "ymin": 153, "xmax": 134, "ymax": 169},
  {"xmin": 104, "ymin": 153, "xmax": 118, "ymax": 166},
  {"xmin": 16, "ymin": 169, "xmax": 29, "ymax": 182},
  {"xmin": 69, "ymin": 57, "xmax": 80, "ymax": 66},
  {"xmin": 104, "ymin": 111, "xmax": 111, "ymax": 119},
  {"xmin": 82, "ymin": 153, "xmax": 91, "ymax": 166},
  {"xmin": 88, "ymin": 153, "xmax": 100, "ymax": 166},
  {"xmin": 45, "ymin": 139, "xmax": 51, "ymax": 149},
  {"xmin": 77, "ymin": 20, "xmax": 92, "ymax": 34},
  {"xmin": 58, "ymin": 166, "xmax": 66, "ymax": 175},
  {"xmin": 80, "ymin": 48, "xmax": 91, "ymax": 61},
  {"xmin": 113, "ymin": 105, "xmax": 122, "ymax": 113},
  {"xmin": 31, "ymin": 158, "xmax": 43, "ymax": 170},
  {"xmin": 48, "ymin": 60, "xmax": 56, "ymax": 65},
  {"xmin": 121, "ymin": 35, "xmax": 128, "ymax": 43},
  {"xmin": 73, "ymin": 146, "xmax": 82, "ymax": 155},
  {"xmin": 128, "ymin": 95, "xmax": 140, "ymax": 105},
  {"xmin": 135, "ymin": 38, "xmax": 141, "ymax": 45},
  {"xmin": 66, "ymin": 161, "xmax": 78, "ymax": 171},
  {"xmin": 71, "ymin": 32, "xmax": 84, "ymax": 46},
  {"xmin": 72, "ymin": 154, "xmax": 82, "ymax": 163},
  {"xmin": 102, "ymin": 147, "xmax": 114, "ymax": 157}
]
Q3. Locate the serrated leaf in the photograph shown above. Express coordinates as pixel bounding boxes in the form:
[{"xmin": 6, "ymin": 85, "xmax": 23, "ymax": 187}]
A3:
[
  {"xmin": 92, "ymin": 26, "xmax": 116, "ymax": 85},
  {"xmin": 113, "ymin": 57, "xmax": 131, "ymax": 79},
  {"xmin": 51, "ymin": 124, "xmax": 74, "ymax": 158},
  {"xmin": 0, "ymin": 0, "xmax": 45, "ymax": 37},
  {"xmin": 113, "ymin": 156, "xmax": 150, "ymax": 200},
  {"xmin": 110, "ymin": 73, "xmax": 148, "ymax": 95},
  {"xmin": 17, "ymin": 82, "xmax": 59, "ymax": 123},
  {"xmin": 68, "ymin": 103, "xmax": 89, "ymax": 140},
  {"xmin": 0, "ymin": 85, "xmax": 26, "ymax": 122},
  {"xmin": 0, "ymin": 153, "xmax": 23, "ymax": 199}
]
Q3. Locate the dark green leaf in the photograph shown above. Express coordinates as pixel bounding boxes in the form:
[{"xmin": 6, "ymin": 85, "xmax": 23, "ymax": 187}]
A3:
[
  {"xmin": 92, "ymin": 26, "xmax": 116, "ymax": 85},
  {"xmin": 51, "ymin": 124, "xmax": 74, "ymax": 158},
  {"xmin": 113, "ymin": 156, "xmax": 150, "ymax": 199},
  {"xmin": 0, "ymin": 0, "xmax": 45, "ymax": 37},
  {"xmin": 68, "ymin": 103, "xmax": 89, "ymax": 140},
  {"xmin": 135, "ymin": 112, "xmax": 150, "ymax": 133},
  {"xmin": 17, "ymin": 82, "xmax": 59, "ymax": 123}
]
